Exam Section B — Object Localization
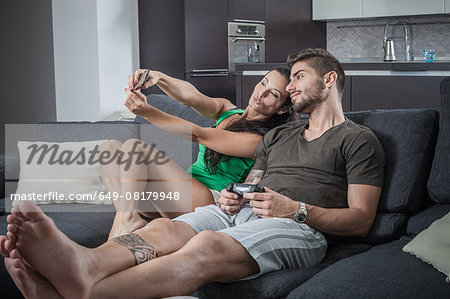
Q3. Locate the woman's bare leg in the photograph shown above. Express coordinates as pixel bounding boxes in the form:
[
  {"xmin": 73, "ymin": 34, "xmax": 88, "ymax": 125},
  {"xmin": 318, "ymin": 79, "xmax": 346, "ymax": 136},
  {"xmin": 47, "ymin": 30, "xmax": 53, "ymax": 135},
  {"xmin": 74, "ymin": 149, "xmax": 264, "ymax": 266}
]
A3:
[
  {"xmin": 99, "ymin": 140, "xmax": 147, "ymax": 240},
  {"xmin": 107, "ymin": 139, "xmax": 215, "ymax": 235}
]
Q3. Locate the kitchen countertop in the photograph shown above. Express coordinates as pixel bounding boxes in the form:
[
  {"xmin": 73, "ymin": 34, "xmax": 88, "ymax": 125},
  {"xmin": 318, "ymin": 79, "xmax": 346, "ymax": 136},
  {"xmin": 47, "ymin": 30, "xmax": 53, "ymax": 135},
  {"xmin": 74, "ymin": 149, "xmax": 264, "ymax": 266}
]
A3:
[{"xmin": 235, "ymin": 59, "xmax": 450, "ymax": 74}]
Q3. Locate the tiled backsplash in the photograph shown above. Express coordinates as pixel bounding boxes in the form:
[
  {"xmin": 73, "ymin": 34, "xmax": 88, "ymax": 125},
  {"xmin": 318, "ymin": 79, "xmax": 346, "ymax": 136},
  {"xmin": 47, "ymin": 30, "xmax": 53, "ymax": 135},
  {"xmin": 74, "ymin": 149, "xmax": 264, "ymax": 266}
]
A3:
[{"xmin": 327, "ymin": 14, "xmax": 450, "ymax": 60}]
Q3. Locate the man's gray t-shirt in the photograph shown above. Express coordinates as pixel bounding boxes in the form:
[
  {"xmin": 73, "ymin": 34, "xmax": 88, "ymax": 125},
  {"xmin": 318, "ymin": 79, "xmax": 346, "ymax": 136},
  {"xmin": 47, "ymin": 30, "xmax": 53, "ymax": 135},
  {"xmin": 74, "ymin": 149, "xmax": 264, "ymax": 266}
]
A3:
[{"xmin": 253, "ymin": 118, "xmax": 385, "ymax": 208}]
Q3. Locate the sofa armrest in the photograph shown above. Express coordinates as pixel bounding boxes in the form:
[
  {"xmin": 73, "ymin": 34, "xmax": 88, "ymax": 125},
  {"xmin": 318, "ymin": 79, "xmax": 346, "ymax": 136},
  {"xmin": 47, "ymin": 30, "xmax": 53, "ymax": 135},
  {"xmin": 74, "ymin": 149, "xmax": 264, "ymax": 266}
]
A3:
[{"xmin": 0, "ymin": 154, "xmax": 5, "ymax": 202}]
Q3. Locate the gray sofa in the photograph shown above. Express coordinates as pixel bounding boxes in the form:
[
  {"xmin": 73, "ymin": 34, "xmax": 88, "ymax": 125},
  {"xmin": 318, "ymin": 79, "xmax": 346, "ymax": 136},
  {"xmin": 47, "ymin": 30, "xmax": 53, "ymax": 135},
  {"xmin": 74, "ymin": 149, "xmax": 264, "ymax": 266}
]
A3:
[{"xmin": 1, "ymin": 77, "xmax": 450, "ymax": 298}]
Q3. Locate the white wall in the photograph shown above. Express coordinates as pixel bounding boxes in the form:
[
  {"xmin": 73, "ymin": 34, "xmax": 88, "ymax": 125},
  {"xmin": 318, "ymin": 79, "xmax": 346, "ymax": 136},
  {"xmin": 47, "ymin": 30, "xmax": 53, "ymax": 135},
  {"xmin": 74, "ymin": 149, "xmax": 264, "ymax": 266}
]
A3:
[
  {"xmin": 52, "ymin": 0, "xmax": 101, "ymax": 121},
  {"xmin": 97, "ymin": 0, "xmax": 140, "ymax": 120},
  {"xmin": 52, "ymin": 0, "xmax": 139, "ymax": 121}
]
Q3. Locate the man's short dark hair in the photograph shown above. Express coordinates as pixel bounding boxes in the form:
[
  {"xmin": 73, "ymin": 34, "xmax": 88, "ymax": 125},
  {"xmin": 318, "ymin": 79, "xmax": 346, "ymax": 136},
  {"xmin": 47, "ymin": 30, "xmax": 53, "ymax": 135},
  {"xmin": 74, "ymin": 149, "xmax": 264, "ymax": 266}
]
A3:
[{"xmin": 286, "ymin": 48, "xmax": 345, "ymax": 94}]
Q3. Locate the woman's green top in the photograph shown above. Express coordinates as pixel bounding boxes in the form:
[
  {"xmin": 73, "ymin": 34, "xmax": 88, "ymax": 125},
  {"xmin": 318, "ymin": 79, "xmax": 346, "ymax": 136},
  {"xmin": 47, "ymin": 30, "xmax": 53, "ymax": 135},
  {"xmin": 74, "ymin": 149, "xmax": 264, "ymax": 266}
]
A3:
[{"xmin": 187, "ymin": 109, "xmax": 255, "ymax": 191}]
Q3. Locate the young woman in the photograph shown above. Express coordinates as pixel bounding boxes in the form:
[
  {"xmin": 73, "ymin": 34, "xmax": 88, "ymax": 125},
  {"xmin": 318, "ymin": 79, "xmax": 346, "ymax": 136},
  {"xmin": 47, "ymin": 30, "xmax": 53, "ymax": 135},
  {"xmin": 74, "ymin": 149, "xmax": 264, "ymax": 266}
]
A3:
[{"xmin": 101, "ymin": 67, "xmax": 295, "ymax": 238}]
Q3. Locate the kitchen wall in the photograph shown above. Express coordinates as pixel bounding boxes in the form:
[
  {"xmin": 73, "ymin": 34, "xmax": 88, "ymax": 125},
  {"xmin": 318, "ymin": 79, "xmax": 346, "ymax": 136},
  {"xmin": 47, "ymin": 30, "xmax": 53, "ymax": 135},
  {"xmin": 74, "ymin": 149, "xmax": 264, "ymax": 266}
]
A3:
[
  {"xmin": 53, "ymin": 0, "xmax": 140, "ymax": 121},
  {"xmin": 327, "ymin": 14, "xmax": 450, "ymax": 60},
  {"xmin": 0, "ymin": 0, "xmax": 57, "ymax": 155}
]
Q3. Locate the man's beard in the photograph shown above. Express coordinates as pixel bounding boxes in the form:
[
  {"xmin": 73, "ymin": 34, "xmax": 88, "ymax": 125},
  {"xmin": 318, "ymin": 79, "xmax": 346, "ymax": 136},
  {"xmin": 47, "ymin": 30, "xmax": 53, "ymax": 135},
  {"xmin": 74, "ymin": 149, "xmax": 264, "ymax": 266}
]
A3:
[{"xmin": 293, "ymin": 79, "xmax": 326, "ymax": 114}]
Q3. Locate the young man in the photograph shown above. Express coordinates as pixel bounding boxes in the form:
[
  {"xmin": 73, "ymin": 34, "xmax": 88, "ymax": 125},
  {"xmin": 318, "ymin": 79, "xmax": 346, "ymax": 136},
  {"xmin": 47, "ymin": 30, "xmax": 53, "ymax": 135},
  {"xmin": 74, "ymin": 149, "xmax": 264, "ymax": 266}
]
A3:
[{"xmin": 1, "ymin": 48, "xmax": 384, "ymax": 299}]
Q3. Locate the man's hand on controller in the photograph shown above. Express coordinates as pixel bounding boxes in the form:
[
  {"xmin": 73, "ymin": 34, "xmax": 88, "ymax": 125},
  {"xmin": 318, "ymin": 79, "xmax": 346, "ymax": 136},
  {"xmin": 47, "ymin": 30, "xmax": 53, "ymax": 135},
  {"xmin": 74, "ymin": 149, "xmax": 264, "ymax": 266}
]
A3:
[
  {"xmin": 219, "ymin": 189, "xmax": 247, "ymax": 215},
  {"xmin": 244, "ymin": 187, "xmax": 299, "ymax": 218}
]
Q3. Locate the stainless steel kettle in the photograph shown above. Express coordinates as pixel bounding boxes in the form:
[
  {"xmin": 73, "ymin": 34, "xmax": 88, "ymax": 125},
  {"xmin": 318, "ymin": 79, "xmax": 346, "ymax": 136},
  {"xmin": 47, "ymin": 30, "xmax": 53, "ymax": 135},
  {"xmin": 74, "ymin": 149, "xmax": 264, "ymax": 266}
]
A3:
[{"xmin": 383, "ymin": 39, "xmax": 396, "ymax": 61}]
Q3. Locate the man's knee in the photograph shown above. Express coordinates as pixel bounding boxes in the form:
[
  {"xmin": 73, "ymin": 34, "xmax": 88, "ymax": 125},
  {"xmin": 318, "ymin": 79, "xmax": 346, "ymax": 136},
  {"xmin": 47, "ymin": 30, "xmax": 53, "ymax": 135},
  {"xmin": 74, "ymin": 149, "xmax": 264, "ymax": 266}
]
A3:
[
  {"xmin": 180, "ymin": 231, "xmax": 236, "ymax": 280},
  {"xmin": 186, "ymin": 231, "xmax": 228, "ymax": 258}
]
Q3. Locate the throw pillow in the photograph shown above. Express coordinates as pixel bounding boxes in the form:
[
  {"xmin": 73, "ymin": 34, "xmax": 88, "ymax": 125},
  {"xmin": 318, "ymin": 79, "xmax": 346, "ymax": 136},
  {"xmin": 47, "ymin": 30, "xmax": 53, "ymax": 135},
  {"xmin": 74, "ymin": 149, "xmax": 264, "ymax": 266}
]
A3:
[
  {"xmin": 403, "ymin": 211, "xmax": 450, "ymax": 281},
  {"xmin": 13, "ymin": 140, "xmax": 109, "ymax": 206}
]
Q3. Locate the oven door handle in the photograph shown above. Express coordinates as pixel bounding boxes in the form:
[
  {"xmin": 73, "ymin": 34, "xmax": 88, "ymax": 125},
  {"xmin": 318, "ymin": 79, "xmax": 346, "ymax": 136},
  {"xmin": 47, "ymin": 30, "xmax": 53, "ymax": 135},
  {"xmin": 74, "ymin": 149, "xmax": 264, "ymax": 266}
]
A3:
[
  {"xmin": 231, "ymin": 37, "xmax": 265, "ymax": 42},
  {"xmin": 191, "ymin": 73, "xmax": 230, "ymax": 77}
]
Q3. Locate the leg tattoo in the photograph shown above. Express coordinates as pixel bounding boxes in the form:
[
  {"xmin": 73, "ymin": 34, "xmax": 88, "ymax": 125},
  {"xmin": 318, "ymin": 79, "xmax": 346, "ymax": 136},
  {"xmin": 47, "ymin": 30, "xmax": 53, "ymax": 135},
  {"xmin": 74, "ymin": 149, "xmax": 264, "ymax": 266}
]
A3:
[{"xmin": 111, "ymin": 233, "xmax": 158, "ymax": 265}]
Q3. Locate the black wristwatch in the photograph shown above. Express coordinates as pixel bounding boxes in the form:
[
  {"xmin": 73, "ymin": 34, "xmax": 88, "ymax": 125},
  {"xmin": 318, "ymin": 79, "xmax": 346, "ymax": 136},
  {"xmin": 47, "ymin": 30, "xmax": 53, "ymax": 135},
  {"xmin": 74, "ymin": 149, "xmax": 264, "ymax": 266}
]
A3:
[{"xmin": 293, "ymin": 202, "xmax": 307, "ymax": 223}]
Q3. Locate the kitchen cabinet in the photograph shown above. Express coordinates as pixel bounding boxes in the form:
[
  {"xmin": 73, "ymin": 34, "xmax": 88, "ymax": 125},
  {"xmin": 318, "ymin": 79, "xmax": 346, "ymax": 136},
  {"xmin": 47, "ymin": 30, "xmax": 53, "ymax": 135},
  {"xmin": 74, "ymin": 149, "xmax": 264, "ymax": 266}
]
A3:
[
  {"xmin": 266, "ymin": 0, "xmax": 326, "ymax": 63},
  {"xmin": 313, "ymin": 0, "xmax": 446, "ymax": 20},
  {"xmin": 228, "ymin": 0, "xmax": 265, "ymax": 22},
  {"xmin": 350, "ymin": 76, "xmax": 442, "ymax": 110},
  {"xmin": 237, "ymin": 75, "xmax": 261, "ymax": 108},
  {"xmin": 185, "ymin": 0, "xmax": 228, "ymax": 71},
  {"xmin": 138, "ymin": 0, "xmax": 185, "ymax": 95},
  {"xmin": 313, "ymin": 0, "xmax": 362, "ymax": 20},
  {"xmin": 362, "ymin": 0, "xmax": 443, "ymax": 18},
  {"xmin": 186, "ymin": 73, "xmax": 236, "ymax": 105}
]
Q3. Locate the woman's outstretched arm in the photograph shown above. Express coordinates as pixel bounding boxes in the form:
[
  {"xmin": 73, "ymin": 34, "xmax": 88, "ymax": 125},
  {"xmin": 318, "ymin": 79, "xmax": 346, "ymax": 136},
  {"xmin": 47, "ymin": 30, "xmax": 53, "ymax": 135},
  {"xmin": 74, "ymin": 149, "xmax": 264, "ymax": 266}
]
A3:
[
  {"xmin": 128, "ymin": 69, "xmax": 236, "ymax": 120},
  {"xmin": 125, "ymin": 89, "xmax": 261, "ymax": 159}
]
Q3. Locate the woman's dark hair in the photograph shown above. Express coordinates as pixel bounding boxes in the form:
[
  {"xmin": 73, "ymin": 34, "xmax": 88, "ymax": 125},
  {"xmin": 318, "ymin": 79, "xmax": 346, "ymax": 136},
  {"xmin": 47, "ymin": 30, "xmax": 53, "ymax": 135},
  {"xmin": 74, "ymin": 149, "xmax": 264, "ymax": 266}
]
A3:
[{"xmin": 204, "ymin": 66, "xmax": 296, "ymax": 174}]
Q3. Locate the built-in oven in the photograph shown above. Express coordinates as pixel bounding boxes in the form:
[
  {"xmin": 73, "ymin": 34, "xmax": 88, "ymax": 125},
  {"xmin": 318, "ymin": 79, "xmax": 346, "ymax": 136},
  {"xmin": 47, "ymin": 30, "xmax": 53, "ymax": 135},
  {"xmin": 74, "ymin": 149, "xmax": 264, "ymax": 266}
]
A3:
[{"xmin": 228, "ymin": 21, "xmax": 265, "ymax": 71}]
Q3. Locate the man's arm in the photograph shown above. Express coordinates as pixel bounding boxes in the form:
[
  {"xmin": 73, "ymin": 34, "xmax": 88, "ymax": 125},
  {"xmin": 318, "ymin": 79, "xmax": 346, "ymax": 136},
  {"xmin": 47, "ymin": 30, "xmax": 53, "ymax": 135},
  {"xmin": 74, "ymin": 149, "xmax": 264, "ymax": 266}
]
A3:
[
  {"xmin": 304, "ymin": 184, "xmax": 381, "ymax": 237},
  {"xmin": 243, "ymin": 170, "xmax": 265, "ymax": 184},
  {"xmin": 246, "ymin": 184, "xmax": 381, "ymax": 237}
]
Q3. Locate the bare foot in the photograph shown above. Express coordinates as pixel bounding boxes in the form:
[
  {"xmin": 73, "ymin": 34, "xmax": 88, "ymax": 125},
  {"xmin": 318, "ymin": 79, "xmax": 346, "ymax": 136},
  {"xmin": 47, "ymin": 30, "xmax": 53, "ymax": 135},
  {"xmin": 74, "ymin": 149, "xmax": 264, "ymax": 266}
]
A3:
[
  {"xmin": 7, "ymin": 201, "xmax": 96, "ymax": 299},
  {"xmin": 4, "ymin": 249, "xmax": 62, "ymax": 299},
  {"xmin": 108, "ymin": 212, "xmax": 147, "ymax": 240}
]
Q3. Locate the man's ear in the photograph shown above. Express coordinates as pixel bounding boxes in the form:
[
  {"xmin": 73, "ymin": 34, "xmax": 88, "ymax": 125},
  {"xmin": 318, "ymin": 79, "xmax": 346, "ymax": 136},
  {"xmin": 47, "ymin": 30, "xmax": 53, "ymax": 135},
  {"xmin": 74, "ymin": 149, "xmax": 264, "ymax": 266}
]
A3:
[{"xmin": 324, "ymin": 71, "xmax": 338, "ymax": 89}]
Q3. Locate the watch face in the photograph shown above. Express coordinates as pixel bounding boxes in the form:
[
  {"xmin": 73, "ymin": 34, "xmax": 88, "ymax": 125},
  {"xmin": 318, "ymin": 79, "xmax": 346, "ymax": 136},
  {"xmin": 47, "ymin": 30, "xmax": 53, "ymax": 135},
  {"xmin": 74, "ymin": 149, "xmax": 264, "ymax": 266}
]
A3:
[{"xmin": 295, "ymin": 212, "xmax": 306, "ymax": 223}]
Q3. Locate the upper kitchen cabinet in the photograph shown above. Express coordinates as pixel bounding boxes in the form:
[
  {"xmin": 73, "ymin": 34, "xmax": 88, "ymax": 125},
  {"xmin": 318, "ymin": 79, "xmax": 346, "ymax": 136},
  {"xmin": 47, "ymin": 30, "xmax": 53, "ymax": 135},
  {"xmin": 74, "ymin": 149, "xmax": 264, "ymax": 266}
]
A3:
[
  {"xmin": 313, "ymin": 0, "xmax": 362, "ymax": 20},
  {"xmin": 363, "ymin": 0, "xmax": 443, "ymax": 18},
  {"xmin": 228, "ymin": 0, "xmax": 265, "ymax": 22},
  {"xmin": 313, "ymin": 0, "xmax": 446, "ymax": 20},
  {"xmin": 138, "ymin": 0, "xmax": 185, "ymax": 95},
  {"xmin": 266, "ymin": 0, "xmax": 326, "ymax": 63},
  {"xmin": 185, "ymin": 0, "xmax": 228, "ymax": 70}
]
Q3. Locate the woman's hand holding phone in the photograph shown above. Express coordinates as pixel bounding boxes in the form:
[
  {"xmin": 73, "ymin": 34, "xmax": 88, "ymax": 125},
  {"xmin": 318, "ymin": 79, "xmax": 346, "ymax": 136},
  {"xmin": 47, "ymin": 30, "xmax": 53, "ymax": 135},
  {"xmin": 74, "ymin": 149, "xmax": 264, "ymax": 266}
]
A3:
[{"xmin": 128, "ymin": 69, "xmax": 160, "ymax": 90}]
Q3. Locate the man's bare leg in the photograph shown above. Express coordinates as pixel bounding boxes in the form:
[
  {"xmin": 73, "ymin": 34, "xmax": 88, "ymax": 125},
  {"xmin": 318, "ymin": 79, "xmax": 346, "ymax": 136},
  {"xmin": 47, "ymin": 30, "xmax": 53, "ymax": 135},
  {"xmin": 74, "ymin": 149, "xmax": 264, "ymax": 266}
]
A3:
[
  {"xmin": 99, "ymin": 140, "xmax": 147, "ymax": 240},
  {"xmin": 90, "ymin": 231, "xmax": 260, "ymax": 299},
  {"xmin": 4, "ymin": 248, "xmax": 62, "ymax": 299},
  {"xmin": 5, "ymin": 201, "xmax": 196, "ymax": 299},
  {"xmin": 2, "ymin": 234, "xmax": 60, "ymax": 299}
]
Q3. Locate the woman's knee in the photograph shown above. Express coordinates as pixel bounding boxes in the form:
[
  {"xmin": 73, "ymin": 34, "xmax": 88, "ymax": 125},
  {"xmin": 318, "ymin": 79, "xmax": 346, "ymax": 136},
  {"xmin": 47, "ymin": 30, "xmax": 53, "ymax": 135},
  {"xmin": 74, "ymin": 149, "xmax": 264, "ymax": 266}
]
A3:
[
  {"xmin": 121, "ymin": 138, "xmax": 147, "ymax": 153},
  {"xmin": 99, "ymin": 139, "xmax": 122, "ymax": 153}
]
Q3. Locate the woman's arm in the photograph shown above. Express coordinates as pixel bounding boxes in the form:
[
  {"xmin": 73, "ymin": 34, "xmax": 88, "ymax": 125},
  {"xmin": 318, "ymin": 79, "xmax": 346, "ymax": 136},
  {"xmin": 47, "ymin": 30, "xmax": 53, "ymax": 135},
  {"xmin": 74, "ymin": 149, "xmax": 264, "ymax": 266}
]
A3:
[
  {"xmin": 128, "ymin": 69, "xmax": 236, "ymax": 120},
  {"xmin": 125, "ymin": 89, "xmax": 261, "ymax": 159}
]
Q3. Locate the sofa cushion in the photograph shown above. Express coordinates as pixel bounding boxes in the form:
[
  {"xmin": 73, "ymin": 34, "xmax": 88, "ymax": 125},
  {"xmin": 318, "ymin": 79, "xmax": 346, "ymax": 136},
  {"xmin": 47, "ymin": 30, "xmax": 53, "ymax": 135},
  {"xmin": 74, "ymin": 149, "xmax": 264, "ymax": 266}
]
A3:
[
  {"xmin": 428, "ymin": 77, "xmax": 450, "ymax": 203},
  {"xmin": 195, "ymin": 243, "xmax": 371, "ymax": 299},
  {"xmin": 287, "ymin": 238, "xmax": 450, "ymax": 299},
  {"xmin": 138, "ymin": 124, "xmax": 193, "ymax": 170},
  {"xmin": 407, "ymin": 204, "xmax": 450, "ymax": 236},
  {"xmin": 135, "ymin": 94, "xmax": 215, "ymax": 163},
  {"xmin": 134, "ymin": 94, "xmax": 216, "ymax": 128},
  {"xmin": 346, "ymin": 108, "xmax": 439, "ymax": 214},
  {"xmin": 329, "ymin": 212, "xmax": 408, "ymax": 245}
]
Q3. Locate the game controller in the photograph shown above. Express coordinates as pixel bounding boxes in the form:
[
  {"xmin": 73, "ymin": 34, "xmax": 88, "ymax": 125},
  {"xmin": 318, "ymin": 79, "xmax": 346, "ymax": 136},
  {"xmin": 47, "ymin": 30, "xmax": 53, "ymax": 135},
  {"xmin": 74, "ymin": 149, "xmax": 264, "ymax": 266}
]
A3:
[{"xmin": 226, "ymin": 183, "xmax": 265, "ymax": 198}]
